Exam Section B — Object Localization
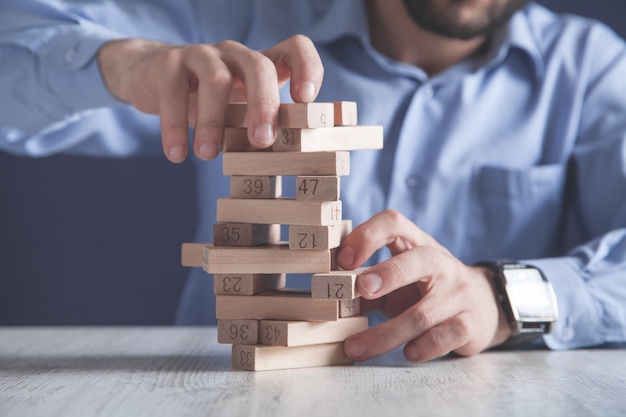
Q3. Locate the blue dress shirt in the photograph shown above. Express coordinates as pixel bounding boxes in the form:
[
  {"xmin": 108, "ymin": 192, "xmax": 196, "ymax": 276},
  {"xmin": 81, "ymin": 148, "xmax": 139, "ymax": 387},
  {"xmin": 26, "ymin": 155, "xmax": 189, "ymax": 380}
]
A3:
[{"xmin": 1, "ymin": 0, "xmax": 625, "ymax": 350}]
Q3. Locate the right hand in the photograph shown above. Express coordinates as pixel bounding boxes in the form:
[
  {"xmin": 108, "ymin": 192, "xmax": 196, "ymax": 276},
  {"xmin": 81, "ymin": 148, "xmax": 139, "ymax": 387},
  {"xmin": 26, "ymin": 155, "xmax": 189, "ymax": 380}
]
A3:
[{"xmin": 97, "ymin": 36, "xmax": 323, "ymax": 162}]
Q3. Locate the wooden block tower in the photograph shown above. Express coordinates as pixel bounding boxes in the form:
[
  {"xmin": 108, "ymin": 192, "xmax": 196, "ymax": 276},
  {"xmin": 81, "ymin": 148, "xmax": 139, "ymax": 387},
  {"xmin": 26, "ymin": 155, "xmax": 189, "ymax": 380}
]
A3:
[{"xmin": 181, "ymin": 101, "xmax": 383, "ymax": 371}]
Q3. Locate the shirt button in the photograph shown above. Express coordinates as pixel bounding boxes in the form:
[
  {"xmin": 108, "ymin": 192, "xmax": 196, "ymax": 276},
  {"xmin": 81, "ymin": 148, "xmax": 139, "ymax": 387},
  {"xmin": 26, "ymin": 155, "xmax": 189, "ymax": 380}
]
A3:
[
  {"xmin": 65, "ymin": 47, "xmax": 78, "ymax": 63},
  {"xmin": 406, "ymin": 175, "xmax": 420, "ymax": 189},
  {"xmin": 422, "ymin": 84, "xmax": 434, "ymax": 99}
]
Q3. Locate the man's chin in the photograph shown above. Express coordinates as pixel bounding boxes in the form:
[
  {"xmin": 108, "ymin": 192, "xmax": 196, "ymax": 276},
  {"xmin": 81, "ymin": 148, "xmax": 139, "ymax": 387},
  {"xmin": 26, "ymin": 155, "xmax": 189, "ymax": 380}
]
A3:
[{"xmin": 402, "ymin": 0, "xmax": 529, "ymax": 40}]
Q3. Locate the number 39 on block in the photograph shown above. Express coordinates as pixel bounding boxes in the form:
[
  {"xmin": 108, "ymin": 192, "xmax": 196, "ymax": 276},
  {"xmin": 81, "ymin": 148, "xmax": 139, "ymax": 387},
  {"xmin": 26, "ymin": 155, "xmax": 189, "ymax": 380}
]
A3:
[{"xmin": 230, "ymin": 176, "xmax": 282, "ymax": 199}]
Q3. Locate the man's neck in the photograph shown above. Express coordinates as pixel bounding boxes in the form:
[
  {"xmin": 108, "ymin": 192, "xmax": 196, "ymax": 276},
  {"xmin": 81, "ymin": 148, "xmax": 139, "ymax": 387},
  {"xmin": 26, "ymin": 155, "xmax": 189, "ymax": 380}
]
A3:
[{"xmin": 366, "ymin": 0, "xmax": 487, "ymax": 76}]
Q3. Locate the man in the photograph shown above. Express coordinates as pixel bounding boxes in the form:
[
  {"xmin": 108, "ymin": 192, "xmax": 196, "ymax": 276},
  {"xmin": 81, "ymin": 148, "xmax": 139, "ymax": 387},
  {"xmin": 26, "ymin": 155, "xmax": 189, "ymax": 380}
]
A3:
[{"xmin": 1, "ymin": 0, "xmax": 625, "ymax": 363}]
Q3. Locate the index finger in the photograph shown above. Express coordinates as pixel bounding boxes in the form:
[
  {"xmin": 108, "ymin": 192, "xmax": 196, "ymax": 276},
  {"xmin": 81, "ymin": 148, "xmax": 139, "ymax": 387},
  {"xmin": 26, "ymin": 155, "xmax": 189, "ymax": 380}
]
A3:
[
  {"xmin": 263, "ymin": 34, "xmax": 324, "ymax": 103},
  {"xmin": 336, "ymin": 210, "xmax": 445, "ymax": 270},
  {"xmin": 219, "ymin": 41, "xmax": 282, "ymax": 148},
  {"xmin": 157, "ymin": 55, "xmax": 193, "ymax": 163},
  {"xmin": 223, "ymin": 35, "xmax": 323, "ymax": 148}
]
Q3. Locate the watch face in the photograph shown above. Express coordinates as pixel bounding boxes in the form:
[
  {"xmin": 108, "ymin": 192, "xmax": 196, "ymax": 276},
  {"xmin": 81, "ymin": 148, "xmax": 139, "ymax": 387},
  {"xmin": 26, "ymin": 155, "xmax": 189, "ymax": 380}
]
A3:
[{"xmin": 503, "ymin": 268, "xmax": 556, "ymax": 320}]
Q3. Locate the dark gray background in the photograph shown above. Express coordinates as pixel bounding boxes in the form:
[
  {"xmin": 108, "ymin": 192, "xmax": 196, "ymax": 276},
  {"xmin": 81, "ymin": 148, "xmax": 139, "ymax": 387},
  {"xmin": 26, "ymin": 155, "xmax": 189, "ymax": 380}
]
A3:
[{"xmin": 1, "ymin": 0, "xmax": 625, "ymax": 325}]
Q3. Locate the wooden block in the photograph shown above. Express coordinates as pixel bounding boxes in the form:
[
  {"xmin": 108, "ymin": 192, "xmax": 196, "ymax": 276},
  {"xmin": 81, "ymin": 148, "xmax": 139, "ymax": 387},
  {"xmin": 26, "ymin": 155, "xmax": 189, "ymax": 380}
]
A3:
[
  {"xmin": 296, "ymin": 176, "xmax": 340, "ymax": 201},
  {"xmin": 222, "ymin": 128, "xmax": 254, "ymax": 152},
  {"xmin": 213, "ymin": 273, "xmax": 286, "ymax": 295},
  {"xmin": 333, "ymin": 101, "xmax": 358, "ymax": 126},
  {"xmin": 230, "ymin": 175, "xmax": 282, "ymax": 199},
  {"xmin": 340, "ymin": 298, "xmax": 361, "ymax": 318},
  {"xmin": 222, "ymin": 152, "xmax": 350, "ymax": 176},
  {"xmin": 259, "ymin": 316, "xmax": 368, "ymax": 346},
  {"xmin": 217, "ymin": 198, "xmax": 342, "ymax": 226},
  {"xmin": 224, "ymin": 102, "xmax": 334, "ymax": 128},
  {"xmin": 203, "ymin": 244, "xmax": 333, "ymax": 274},
  {"xmin": 311, "ymin": 268, "xmax": 366, "ymax": 300},
  {"xmin": 221, "ymin": 128, "xmax": 272, "ymax": 152},
  {"xmin": 213, "ymin": 223, "xmax": 280, "ymax": 247},
  {"xmin": 289, "ymin": 220, "xmax": 352, "ymax": 250},
  {"xmin": 273, "ymin": 126, "xmax": 383, "ymax": 152},
  {"xmin": 216, "ymin": 290, "xmax": 361, "ymax": 321},
  {"xmin": 217, "ymin": 319, "xmax": 259, "ymax": 345},
  {"xmin": 181, "ymin": 242, "xmax": 208, "ymax": 267},
  {"xmin": 232, "ymin": 342, "xmax": 352, "ymax": 371}
]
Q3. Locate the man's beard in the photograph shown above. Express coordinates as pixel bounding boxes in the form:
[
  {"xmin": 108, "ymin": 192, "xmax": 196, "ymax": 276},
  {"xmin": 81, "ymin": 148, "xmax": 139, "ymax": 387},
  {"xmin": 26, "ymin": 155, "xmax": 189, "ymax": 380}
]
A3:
[{"xmin": 402, "ymin": 0, "xmax": 529, "ymax": 40}]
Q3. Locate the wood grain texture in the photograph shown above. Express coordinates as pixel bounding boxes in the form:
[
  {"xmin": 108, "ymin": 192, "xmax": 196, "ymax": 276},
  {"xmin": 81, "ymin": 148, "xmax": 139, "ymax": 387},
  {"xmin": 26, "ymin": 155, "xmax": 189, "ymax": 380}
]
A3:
[
  {"xmin": 230, "ymin": 176, "xmax": 282, "ymax": 199},
  {"xmin": 272, "ymin": 126, "xmax": 383, "ymax": 152},
  {"xmin": 1, "ymin": 327, "xmax": 625, "ymax": 417},
  {"xmin": 181, "ymin": 242, "xmax": 208, "ymax": 267},
  {"xmin": 222, "ymin": 152, "xmax": 350, "ymax": 176},
  {"xmin": 258, "ymin": 316, "xmax": 368, "ymax": 346},
  {"xmin": 295, "ymin": 176, "xmax": 340, "ymax": 201},
  {"xmin": 213, "ymin": 273, "xmax": 286, "ymax": 295},
  {"xmin": 288, "ymin": 221, "xmax": 352, "ymax": 250},
  {"xmin": 215, "ymin": 290, "xmax": 361, "ymax": 321},
  {"xmin": 333, "ymin": 101, "xmax": 358, "ymax": 126},
  {"xmin": 311, "ymin": 268, "xmax": 366, "ymax": 300},
  {"xmin": 202, "ymin": 244, "xmax": 332, "ymax": 274},
  {"xmin": 224, "ymin": 102, "xmax": 334, "ymax": 128},
  {"xmin": 223, "ymin": 125, "xmax": 382, "ymax": 153},
  {"xmin": 217, "ymin": 198, "xmax": 342, "ymax": 226},
  {"xmin": 339, "ymin": 298, "xmax": 360, "ymax": 318},
  {"xmin": 232, "ymin": 342, "xmax": 352, "ymax": 371},
  {"xmin": 212, "ymin": 223, "xmax": 281, "ymax": 247},
  {"xmin": 221, "ymin": 128, "xmax": 273, "ymax": 152},
  {"xmin": 217, "ymin": 319, "xmax": 259, "ymax": 344}
]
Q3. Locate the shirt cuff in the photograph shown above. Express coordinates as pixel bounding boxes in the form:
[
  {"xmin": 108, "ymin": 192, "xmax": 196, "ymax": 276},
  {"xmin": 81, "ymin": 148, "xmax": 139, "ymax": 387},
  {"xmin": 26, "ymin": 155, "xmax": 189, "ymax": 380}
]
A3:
[{"xmin": 523, "ymin": 256, "xmax": 603, "ymax": 350}]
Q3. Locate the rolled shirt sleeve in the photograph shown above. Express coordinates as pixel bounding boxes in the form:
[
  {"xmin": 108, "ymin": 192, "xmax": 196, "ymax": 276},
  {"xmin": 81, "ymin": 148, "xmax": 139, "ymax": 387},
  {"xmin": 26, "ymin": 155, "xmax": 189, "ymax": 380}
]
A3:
[
  {"xmin": 0, "ymin": 0, "xmax": 213, "ymax": 156},
  {"xmin": 528, "ymin": 242, "xmax": 626, "ymax": 350},
  {"xmin": 0, "ymin": 2, "xmax": 128, "ymax": 132}
]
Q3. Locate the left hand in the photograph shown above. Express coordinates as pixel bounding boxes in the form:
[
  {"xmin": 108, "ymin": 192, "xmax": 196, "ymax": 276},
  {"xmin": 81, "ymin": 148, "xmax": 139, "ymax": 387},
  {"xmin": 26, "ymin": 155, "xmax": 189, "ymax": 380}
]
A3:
[{"xmin": 336, "ymin": 210, "xmax": 512, "ymax": 363}]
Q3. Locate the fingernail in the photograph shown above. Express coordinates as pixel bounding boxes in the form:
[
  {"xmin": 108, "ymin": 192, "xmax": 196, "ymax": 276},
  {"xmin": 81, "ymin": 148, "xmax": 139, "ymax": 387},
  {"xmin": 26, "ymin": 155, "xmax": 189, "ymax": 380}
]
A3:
[
  {"xmin": 337, "ymin": 246, "xmax": 355, "ymax": 267},
  {"xmin": 198, "ymin": 143, "xmax": 217, "ymax": 159},
  {"xmin": 298, "ymin": 81, "xmax": 316, "ymax": 102},
  {"xmin": 405, "ymin": 347, "xmax": 419, "ymax": 362},
  {"xmin": 168, "ymin": 146, "xmax": 185, "ymax": 162},
  {"xmin": 359, "ymin": 273, "xmax": 382, "ymax": 295},
  {"xmin": 345, "ymin": 339, "xmax": 366, "ymax": 360},
  {"xmin": 253, "ymin": 123, "xmax": 274, "ymax": 146}
]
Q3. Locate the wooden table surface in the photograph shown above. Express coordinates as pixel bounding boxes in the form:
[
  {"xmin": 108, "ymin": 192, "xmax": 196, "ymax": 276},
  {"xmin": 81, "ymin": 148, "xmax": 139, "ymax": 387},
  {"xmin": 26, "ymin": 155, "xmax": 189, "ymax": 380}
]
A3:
[{"xmin": 1, "ymin": 327, "xmax": 624, "ymax": 417}]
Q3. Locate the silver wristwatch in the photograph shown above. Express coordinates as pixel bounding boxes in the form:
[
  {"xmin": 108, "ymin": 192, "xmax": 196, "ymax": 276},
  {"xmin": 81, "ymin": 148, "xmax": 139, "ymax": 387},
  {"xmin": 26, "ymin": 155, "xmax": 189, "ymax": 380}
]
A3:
[{"xmin": 476, "ymin": 261, "xmax": 558, "ymax": 348}]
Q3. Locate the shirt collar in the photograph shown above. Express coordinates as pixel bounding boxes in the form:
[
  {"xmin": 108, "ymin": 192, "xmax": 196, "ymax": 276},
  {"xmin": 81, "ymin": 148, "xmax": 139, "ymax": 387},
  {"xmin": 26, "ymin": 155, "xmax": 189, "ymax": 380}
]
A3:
[
  {"xmin": 304, "ymin": 1, "xmax": 546, "ymax": 81},
  {"xmin": 477, "ymin": 4, "xmax": 546, "ymax": 81}
]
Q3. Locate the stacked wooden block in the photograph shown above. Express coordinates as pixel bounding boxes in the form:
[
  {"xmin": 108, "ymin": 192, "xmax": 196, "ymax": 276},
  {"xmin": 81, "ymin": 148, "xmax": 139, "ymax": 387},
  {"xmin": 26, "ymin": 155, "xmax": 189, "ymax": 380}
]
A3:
[{"xmin": 181, "ymin": 101, "xmax": 383, "ymax": 371}]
